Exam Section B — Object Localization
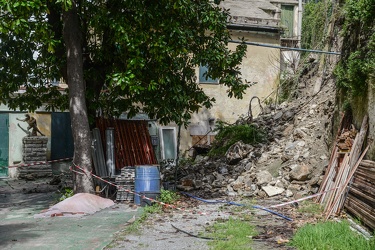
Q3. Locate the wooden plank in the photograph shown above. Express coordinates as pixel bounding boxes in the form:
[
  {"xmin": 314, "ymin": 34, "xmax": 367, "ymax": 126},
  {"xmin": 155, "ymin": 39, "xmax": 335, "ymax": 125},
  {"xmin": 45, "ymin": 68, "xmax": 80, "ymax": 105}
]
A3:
[
  {"xmin": 324, "ymin": 153, "xmax": 350, "ymax": 214},
  {"xmin": 345, "ymin": 202, "xmax": 375, "ymax": 230},
  {"xmin": 345, "ymin": 194, "xmax": 375, "ymax": 230},
  {"xmin": 318, "ymin": 156, "xmax": 337, "ymax": 203},
  {"xmin": 325, "ymin": 145, "xmax": 369, "ymax": 220},
  {"xmin": 346, "ymin": 195, "xmax": 375, "ymax": 216},
  {"xmin": 354, "ymin": 171, "xmax": 375, "ymax": 184},
  {"xmin": 348, "ymin": 186, "xmax": 375, "ymax": 206},
  {"xmin": 350, "ymin": 178, "xmax": 375, "ymax": 199},
  {"xmin": 357, "ymin": 166, "xmax": 375, "ymax": 176},
  {"xmin": 347, "ymin": 116, "xmax": 368, "ymax": 172},
  {"xmin": 360, "ymin": 160, "xmax": 375, "ymax": 168},
  {"xmin": 317, "ymin": 113, "xmax": 345, "ymax": 202}
]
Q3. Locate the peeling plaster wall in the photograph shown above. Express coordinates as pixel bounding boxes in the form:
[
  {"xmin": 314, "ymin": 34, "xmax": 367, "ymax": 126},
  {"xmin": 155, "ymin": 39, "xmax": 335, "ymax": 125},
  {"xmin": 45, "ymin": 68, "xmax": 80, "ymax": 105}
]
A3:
[{"xmin": 180, "ymin": 30, "xmax": 281, "ymax": 154}]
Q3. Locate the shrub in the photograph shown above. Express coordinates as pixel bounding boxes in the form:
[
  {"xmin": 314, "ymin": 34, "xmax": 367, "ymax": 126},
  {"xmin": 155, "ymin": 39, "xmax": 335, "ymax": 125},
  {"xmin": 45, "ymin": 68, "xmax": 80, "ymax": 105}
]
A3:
[{"xmin": 209, "ymin": 122, "xmax": 266, "ymax": 156}]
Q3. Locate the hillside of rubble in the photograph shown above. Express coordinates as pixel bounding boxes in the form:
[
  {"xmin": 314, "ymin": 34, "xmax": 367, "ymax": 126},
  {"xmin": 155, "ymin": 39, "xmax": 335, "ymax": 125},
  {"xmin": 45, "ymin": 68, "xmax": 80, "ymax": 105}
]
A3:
[{"xmin": 167, "ymin": 51, "xmax": 340, "ymax": 200}]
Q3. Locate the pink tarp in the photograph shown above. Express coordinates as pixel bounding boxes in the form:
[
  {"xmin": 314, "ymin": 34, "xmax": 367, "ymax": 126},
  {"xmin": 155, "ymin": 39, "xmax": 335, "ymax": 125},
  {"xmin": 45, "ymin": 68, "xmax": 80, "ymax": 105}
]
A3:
[{"xmin": 34, "ymin": 193, "xmax": 115, "ymax": 218}]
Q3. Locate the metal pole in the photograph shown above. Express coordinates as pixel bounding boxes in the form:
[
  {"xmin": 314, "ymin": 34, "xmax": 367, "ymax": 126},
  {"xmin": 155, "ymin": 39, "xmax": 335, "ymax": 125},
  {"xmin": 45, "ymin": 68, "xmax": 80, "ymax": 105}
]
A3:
[
  {"xmin": 229, "ymin": 40, "xmax": 341, "ymax": 55},
  {"xmin": 298, "ymin": 0, "xmax": 303, "ymax": 48},
  {"xmin": 106, "ymin": 128, "xmax": 115, "ymax": 177}
]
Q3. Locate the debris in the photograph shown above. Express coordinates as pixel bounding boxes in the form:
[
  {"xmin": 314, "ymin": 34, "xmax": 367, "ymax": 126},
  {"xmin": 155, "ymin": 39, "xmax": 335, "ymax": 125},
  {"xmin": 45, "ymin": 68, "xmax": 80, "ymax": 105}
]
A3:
[{"xmin": 261, "ymin": 186, "xmax": 285, "ymax": 197}]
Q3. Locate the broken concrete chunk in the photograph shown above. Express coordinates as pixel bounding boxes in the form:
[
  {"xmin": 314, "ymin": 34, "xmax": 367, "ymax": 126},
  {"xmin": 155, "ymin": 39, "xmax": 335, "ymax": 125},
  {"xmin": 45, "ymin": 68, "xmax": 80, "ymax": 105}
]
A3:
[
  {"xmin": 273, "ymin": 111, "xmax": 283, "ymax": 120},
  {"xmin": 225, "ymin": 141, "xmax": 253, "ymax": 165},
  {"xmin": 289, "ymin": 164, "xmax": 312, "ymax": 181},
  {"xmin": 262, "ymin": 185, "xmax": 285, "ymax": 197},
  {"xmin": 285, "ymin": 189, "xmax": 294, "ymax": 197},
  {"xmin": 256, "ymin": 170, "xmax": 273, "ymax": 185}
]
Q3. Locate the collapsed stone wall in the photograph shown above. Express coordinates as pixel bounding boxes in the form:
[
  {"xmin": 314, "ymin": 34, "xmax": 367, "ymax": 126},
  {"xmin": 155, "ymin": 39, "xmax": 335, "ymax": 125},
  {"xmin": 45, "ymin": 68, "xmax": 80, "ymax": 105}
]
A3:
[{"xmin": 168, "ymin": 57, "xmax": 338, "ymax": 199}]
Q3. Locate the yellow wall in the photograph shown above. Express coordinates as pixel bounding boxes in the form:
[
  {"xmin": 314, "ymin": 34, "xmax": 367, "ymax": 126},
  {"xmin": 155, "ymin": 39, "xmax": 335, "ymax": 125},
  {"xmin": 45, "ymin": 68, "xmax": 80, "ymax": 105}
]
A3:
[{"xmin": 180, "ymin": 30, "xmax": 280, "ymax": 154}]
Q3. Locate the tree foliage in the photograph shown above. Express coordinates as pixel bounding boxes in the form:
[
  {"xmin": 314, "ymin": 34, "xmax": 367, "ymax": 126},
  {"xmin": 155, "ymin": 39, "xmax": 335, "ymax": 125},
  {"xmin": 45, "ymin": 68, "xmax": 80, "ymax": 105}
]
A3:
[{"xmin": 0, "ymin": 0, "xmax": 248, "ymax": 126}]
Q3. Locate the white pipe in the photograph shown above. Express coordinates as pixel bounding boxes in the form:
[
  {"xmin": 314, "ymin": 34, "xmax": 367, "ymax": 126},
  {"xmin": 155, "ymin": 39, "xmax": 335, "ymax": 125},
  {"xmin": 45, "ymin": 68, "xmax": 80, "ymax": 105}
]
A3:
[{"xmin": 297, "ymin": 0, "xmax": 303, "ymax": 48}]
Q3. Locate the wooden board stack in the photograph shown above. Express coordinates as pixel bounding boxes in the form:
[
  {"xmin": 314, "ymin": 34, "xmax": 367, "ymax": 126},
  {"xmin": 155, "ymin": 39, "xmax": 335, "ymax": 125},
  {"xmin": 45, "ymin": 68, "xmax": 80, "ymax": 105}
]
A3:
[
  {"xmin": 316, "ymin": 115, "xmax": 369, "ymax": 220},
  {"xmin": 344, "ymin": 160, "xmax": 375, "ymax": 230}
]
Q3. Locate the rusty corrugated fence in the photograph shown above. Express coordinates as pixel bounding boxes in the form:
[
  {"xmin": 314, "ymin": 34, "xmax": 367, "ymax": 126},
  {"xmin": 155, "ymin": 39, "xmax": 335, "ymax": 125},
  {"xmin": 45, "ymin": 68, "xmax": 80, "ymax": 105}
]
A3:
[{"xmin": 96, "ymin": 117, "xmax": 157, "ymax": 169}]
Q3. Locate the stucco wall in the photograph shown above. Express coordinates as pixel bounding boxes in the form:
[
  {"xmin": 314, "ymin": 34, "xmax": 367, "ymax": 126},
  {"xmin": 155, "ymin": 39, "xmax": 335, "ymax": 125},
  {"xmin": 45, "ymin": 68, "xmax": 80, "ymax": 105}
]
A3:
[
  {"xmin": 8, "ymin": 113, "xmax": 51, "ymax": 177},
  {"xmin": 179, "ymin": 30, "xmax": 281, "ymax": 154}
]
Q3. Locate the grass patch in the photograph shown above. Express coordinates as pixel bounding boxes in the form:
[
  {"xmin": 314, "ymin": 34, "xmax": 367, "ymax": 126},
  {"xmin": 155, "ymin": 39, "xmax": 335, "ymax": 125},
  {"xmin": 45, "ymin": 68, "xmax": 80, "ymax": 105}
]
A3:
[
  {"xmin": 206, "ymin": 217, "xmax": 257, "ymax": 250},
  {"xmin": 297, "ymin": 201, "xmax": 323, "ymax": 215},
  {"xmin": 290, "ymin": 220, "xmax": 375, "ymax": 250}
]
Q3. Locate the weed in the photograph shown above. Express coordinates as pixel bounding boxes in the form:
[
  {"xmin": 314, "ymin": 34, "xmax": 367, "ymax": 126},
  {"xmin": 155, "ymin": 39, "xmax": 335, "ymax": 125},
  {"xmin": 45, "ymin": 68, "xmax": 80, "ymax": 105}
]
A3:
[
  {"xmin": 58, "ymin": 187, "xmax": 74, "ymax": 201},
  {"xmin": 290, "ymin": 220, "xmax": 375, "ymax": 250},
  {"xmin": 159, "ymin": 189, "xmax": 180, "ymax": 204},
  {"xmin": 297, "ymin": 201, "xmax": 323, "ymax": 215},
  {"xmin": 205, "ymin": 217, "xmax": 257, "ymax": 250}
]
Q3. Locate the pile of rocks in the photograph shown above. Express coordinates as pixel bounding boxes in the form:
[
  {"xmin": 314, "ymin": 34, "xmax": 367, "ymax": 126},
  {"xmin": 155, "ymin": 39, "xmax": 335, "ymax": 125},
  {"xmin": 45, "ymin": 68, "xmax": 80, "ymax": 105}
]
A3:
[{"xmin": 169, "ymin": 76, "xmax": 337, "ymax": 200}]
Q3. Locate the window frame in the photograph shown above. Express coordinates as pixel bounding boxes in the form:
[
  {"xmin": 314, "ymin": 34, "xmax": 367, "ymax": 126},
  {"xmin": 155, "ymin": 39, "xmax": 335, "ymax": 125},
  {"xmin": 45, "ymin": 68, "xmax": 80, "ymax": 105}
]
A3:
[{"xmin": 199, "ymin": 65, "xmax": 219, "ymax": 84}]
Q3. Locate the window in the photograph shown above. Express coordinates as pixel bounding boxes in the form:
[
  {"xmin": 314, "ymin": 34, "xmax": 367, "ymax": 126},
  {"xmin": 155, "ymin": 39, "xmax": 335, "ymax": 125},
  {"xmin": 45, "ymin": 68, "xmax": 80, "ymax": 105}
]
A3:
[
  {"xmin": 281, "ymin": 5, "xmax": 295, "ymax": 38},
  {"xmin": 159, "ymin": 127, "xmax": 177, "ymax": 160},
  {"xmin": 199, "ymin": 65, "xmax": 219, "ymax": 84}
]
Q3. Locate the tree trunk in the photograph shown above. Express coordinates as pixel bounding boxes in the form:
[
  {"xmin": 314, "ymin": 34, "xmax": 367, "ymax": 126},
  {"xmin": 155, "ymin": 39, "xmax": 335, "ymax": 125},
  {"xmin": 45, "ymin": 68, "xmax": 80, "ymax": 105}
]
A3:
[{"xmin": 63, "ymin": 1, "xmax": 94, "ymax": 193}]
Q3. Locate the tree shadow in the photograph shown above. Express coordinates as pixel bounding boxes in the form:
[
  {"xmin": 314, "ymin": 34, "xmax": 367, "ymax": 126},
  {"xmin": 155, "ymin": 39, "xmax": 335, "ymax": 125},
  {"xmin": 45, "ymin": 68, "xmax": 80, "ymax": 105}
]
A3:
[{"xmin": 0, "ymin": 223, "xmax": 40, "ymax": 249}]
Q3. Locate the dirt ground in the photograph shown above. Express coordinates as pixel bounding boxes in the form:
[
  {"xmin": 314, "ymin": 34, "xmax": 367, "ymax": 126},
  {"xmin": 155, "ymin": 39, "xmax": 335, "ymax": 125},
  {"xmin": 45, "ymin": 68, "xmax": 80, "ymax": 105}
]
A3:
[
  {"xmin": 105, "ymin": 194, "xmax": 319, "ymax": 250},
  {"xmin": 0, "ymin": 176, "xmax": 322, "ymax": 250}
]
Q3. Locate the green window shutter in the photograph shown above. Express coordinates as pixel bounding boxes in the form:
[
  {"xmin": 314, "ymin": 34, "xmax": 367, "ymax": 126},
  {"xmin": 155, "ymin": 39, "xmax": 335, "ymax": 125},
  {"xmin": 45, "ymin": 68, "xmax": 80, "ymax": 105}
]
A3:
[
  {"xmin": 0, "ymin": 114, "xmax": 9, "ymax": 177},
  {"xmin": 281, "ymin": 5, "xmax": 294, "ymax": 38}
]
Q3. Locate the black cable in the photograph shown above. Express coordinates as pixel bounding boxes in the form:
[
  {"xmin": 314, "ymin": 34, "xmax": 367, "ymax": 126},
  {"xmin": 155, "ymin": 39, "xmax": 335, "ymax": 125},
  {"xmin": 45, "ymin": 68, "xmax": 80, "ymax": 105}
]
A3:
[{"xmin": 171, "ymin": 224, "xmax": 227, "ymax": 241}]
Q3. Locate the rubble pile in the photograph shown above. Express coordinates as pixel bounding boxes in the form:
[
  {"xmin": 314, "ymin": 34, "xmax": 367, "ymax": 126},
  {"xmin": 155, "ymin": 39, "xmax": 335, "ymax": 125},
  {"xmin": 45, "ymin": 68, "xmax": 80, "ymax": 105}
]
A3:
[{"xmin": 168, "ymin": 77, "xmax": 337, "ymax": 200}]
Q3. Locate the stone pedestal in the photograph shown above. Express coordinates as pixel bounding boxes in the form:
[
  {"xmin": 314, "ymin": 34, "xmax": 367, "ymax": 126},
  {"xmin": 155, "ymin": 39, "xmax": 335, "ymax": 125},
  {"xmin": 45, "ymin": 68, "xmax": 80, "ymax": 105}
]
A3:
[{"xmin": 18, "ymin": 136, "xmax": 52, "ymax": 179}]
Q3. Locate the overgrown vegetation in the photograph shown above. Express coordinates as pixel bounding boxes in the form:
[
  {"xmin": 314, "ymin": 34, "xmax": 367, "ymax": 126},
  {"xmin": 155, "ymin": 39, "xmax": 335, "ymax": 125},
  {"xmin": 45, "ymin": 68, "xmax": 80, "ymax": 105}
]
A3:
[
  {"xmin": 208, "ymin": 122, "xmax": 266, "ymax": 156},
  {"xmin": 206, "ymin": 217, "xmax": 257, "ymax": 250},
  {"xmin": 290, "ymin": 220, "xmax": 375, "ymax": 250},
  {"xmin": 301, "ymin": 0, "xmax": 332, "ymax": 51},
  {"xmin": 278, "ymin": 0, "xmax": 332, "ymax": 103},
  {"xmin": 334, "ymin": 0, "xmax": 375, "ymax": 97}
]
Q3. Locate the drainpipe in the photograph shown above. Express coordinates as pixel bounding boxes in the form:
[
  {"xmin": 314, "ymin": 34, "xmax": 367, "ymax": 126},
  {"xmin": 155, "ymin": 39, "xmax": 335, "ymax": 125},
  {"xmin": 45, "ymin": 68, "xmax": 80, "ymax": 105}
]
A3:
[{"xmin": 297, "ymin": 0, "xmax": 303, "ymax": 48}]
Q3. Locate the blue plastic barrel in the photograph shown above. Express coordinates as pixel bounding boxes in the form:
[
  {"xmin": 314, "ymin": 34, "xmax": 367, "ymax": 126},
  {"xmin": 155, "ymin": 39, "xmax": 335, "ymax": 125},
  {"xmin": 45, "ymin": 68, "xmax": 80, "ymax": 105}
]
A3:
[{"xmin": 134, "ymin": 165, "xmax": 161, "ymax": 205}]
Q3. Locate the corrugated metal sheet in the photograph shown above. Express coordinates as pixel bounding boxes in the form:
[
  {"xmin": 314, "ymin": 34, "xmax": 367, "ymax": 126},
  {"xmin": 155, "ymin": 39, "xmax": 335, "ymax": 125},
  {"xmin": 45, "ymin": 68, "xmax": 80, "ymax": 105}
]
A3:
[{"xmin": 96, "ymin": 117, "xmax": 157, "ymax": 169}]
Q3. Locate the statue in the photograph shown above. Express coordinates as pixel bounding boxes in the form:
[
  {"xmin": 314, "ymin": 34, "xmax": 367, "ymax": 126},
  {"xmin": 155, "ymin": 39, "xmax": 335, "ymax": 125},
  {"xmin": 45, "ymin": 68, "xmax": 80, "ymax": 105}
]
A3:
[{"xmin": 17, "ymin": 114, "xmax": 45, "ymax": 136}]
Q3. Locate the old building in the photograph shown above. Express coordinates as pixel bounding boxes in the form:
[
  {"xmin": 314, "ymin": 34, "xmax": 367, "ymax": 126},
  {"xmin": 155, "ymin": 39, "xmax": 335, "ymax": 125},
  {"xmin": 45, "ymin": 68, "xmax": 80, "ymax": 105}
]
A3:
[{"xmin": 172, "ymin": 0, "xmax": 303, "ymax": 157}]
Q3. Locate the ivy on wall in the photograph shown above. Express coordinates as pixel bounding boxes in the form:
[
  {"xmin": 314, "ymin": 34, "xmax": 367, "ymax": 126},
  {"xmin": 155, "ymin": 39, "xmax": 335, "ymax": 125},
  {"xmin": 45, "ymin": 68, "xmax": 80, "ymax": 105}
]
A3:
[
  {"xmin": 334, "ymin": 0, "xmax": 375, "ymax": 97},
  {"xmin": 301, "ymin": 1, "xmax": 332, "ymax": 50}
]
